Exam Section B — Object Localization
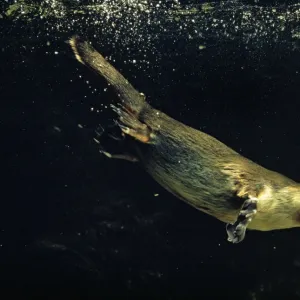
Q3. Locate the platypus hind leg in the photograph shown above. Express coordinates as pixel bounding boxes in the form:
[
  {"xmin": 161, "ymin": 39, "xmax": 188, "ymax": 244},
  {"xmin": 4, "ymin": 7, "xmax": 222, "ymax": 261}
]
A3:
[
  {"xmin": 100, "ymin": 149, "xmax": 139, "ymax": 162},
  {"xmin": 226, "ymin": 198, "xmax": 258, "ymax": 243},
  {"xmin": 97, "ymin": 102, "xmax": 153, "ymax": 162},
  {"xmin": 111, "ymin": 104, "xmax": 154, "ymax": 144}
]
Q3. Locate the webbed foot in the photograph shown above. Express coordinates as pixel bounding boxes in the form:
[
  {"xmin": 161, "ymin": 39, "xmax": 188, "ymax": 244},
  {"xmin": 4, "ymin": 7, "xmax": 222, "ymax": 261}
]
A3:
[
  {"xmin": 93, "ymin": 124, "xmax": 138, "ymax": 163},
  {"xmin": 226, "ymin": 198, "xmax": 258, "ymax": 244},
  {"xmin": 99, "ymin": 147, "xmax": 139, "ymax": 162},
  {"xmin": 111, "ymin": 104, "xmax": 153, "ymax": 144}
]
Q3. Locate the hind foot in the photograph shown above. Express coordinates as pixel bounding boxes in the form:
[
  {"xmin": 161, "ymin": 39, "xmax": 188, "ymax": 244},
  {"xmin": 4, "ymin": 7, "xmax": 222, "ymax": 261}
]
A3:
[
  {"xmin": 226, "ymin": 198, "xmax": 258, "ymax": 244},
  {"xmin": 100, "ymin": 148, "xmax": 139, "ymax": 162},
  {"xmin": 111, "ymin": 104, "xmax": 154, "ymax": 144},
  {"xmin": 118, "ymin": 123, "xmax": 151, "ymax": 143}
]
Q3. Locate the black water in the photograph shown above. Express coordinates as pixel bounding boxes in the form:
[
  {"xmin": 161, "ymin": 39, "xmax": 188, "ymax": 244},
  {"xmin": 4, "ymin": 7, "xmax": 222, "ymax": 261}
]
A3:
[{"xmin": 1, "ymin": 0, "xmax": 300, "ymax": 299}]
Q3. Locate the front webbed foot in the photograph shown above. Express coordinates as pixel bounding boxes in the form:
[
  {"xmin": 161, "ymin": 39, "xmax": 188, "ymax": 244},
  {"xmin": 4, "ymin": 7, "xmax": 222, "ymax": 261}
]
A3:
[
  {"xmin": 226, "ymin": 198, "xmax": 258, "ymax": 244},
  {"xmin": 226, "ymin": 223, "xmax": 246, "ymax": 244}
]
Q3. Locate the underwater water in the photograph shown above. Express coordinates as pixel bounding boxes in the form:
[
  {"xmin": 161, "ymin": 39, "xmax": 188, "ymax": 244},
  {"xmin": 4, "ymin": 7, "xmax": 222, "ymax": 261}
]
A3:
[{"xmin": 1, "ymin": 0, "xmax": 300, "ymax": 298}]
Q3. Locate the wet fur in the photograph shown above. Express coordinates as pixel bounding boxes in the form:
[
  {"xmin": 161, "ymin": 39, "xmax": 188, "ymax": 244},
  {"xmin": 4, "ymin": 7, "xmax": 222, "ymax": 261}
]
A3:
[
  {"xmin": 138, "ymin": 107, "xmax": 300, "ymax": 230},
  {"xmin": 68, "ymin": 36, "xmax": 300, "ymax": 233}
]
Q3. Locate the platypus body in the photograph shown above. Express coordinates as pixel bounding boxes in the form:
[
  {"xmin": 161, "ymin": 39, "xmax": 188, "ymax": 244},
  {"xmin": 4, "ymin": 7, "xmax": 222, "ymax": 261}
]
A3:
[{"xmin": 69, "ymin": 36, "xmax": 300, "ymax": 243}]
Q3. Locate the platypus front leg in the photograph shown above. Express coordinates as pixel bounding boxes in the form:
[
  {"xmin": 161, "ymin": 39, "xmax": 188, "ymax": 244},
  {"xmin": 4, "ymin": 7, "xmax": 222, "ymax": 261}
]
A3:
[{"xmin": 226, "ymin": 198, "xmax": 258, "ymax": 243}]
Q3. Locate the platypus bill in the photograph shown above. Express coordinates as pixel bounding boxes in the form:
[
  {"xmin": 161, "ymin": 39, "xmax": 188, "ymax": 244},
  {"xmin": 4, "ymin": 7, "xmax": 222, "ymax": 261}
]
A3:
[{"xmin": 68, "ymin": 35, "xmax": 300, "ymax": 244}]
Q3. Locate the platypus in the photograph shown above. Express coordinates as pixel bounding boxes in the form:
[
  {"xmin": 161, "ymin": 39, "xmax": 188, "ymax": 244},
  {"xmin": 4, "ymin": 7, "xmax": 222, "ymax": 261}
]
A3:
[{"xmin": 68, "ymin": 35, "xmax": 300, "ymax": 243}]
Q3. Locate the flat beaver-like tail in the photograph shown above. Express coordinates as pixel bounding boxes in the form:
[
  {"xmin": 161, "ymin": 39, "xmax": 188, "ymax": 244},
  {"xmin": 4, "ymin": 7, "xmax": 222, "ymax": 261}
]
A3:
[
  {"xmin": 68, "ymin": 35, "xmax": 153, "ymax": 145},
  {"xmin": 68, "ymin": 35, "xmax": 147, "ymax": 116}
]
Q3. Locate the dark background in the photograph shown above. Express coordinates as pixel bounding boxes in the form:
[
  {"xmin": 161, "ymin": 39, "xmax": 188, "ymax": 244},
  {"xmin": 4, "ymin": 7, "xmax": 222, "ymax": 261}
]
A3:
[{"xmin": 1, "ymin": 0, "xmax": 300, "ymax": 299}]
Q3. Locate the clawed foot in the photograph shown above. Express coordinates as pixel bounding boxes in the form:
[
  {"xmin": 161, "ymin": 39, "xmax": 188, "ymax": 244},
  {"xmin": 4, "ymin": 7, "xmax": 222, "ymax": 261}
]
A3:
[
  {"xmin": 92, "ymin": 121, "xmax": 138, "ymax": 163},
  {"xmin": 111, "ymin": 104, "xmax": 152, "ymax": 144},
  {"xmin": 98, "ymin": 145, "xmax": 139, "ymax": 163},
  {"xmin": 226, "ymin": 198, "xmax": 258, "ymax": 244},
  {"xmin": 226, "ymin": 223, "xmax": 247, "ymax": 244}
]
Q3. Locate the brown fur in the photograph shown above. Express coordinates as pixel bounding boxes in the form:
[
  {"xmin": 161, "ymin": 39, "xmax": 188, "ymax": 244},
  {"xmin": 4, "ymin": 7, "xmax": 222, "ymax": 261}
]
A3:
[{"xmin": 68, "ymin": 36, "xmax": 300, "ymax": 233}]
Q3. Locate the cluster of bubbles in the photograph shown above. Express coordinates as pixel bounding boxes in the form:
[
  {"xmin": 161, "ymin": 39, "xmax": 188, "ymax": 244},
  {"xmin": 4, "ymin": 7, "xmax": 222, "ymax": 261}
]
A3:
[
  {"xmin": 174, "ymin": 2, "xmax": 300, "ymax": 47},
  {"xmin": 5, "ymin": 0, "xmax": 300, "ymax": 55},
  {"xmin": 5, "ymin": 0, "xmax": 179, "ymax": 60}
]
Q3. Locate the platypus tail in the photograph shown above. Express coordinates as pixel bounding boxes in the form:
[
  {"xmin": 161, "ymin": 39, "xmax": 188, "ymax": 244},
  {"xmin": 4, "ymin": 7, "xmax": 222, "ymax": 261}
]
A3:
[
  {"xmin": 68, "ymin": 35, "xmax": 152, "ymax": 144},
  {"xmin": 68, "ymin": 35, "xmax": 147, "ymax": 116}
]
